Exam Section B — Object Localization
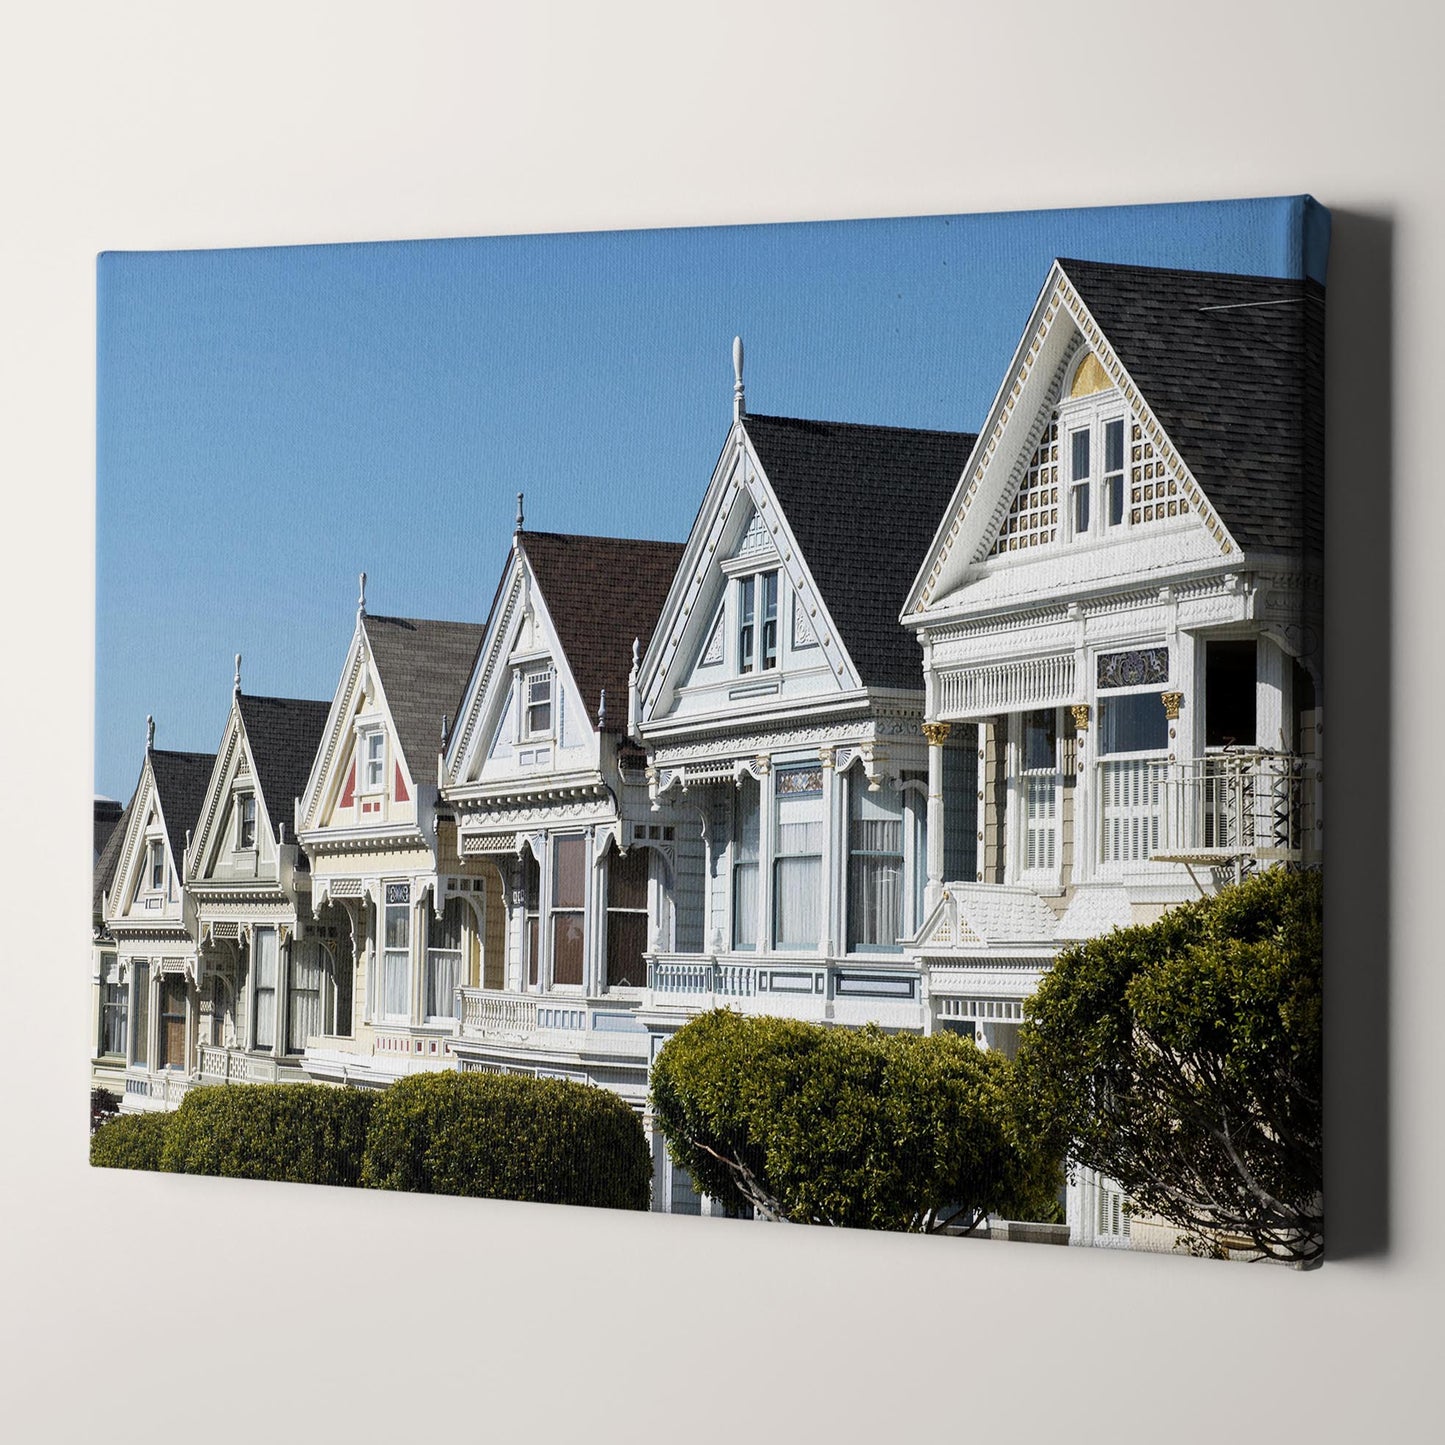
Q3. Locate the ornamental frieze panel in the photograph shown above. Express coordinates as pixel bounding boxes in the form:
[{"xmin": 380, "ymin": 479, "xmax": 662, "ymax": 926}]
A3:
[{"xmin": 1096, "ymin": 647, "xmax": 1170, "ymax": 689}]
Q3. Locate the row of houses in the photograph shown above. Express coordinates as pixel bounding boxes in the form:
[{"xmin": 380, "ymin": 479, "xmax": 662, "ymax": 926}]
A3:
[{"xmin": 92, "ymin": 256, "xmax": 1324, "ymax": 1244}]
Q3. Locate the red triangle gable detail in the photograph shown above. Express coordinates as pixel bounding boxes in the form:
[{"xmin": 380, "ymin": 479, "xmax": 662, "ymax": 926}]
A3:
[
  {"xmin": 394, "ymin": 763, "xmax": 410, "ymax": 803},
  {"xmin": 339, "ymin": 760, "xmax": 356, "ymax": 809}
]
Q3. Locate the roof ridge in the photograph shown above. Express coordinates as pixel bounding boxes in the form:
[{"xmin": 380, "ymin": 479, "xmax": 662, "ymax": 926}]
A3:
[
  {"xmin": 522, "ymin": 530, "xmax": 686, "ymax": 549},
  {"xmin": 1057, "ymin": 256, "xmax": 1316, "ymax": 288},
  {"xmin": 746, "ymin": 412, "xmax": 978, "ymax": 441}
]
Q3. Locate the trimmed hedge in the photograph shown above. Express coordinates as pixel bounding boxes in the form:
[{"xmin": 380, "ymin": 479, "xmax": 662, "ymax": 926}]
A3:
[
  {"xmin": 362, "ymin": 1071, "xmax": 651, "ymax": 1211},
  {"xmin": 161, "ymin": 1083, "xmax": 377, "ymax": 1187},
  {"xmin": 91, "ymin": 1111, "xmax": 172, "ymax": 1172}
]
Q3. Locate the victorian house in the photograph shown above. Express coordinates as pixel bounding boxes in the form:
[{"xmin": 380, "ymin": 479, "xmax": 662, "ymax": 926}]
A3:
[
  {"xmin": 294, "ymin": 584, "xmax": 488, "ymax": 1087},
  {"xmin": 628, "ymin": 348, "xmax": 975, "ymax": 1208},
  {"xmin": 91, "ymin": 795, "xmax": 132, "ymax": 1101},
  {"xmin": 902, "ymin": 258, "xmax": 1324, "ymax": 1245},
  {"xmin": 98, "ymin": 722, "xmax": 215, "ymax": 1111},
  {"xmin": 438, "ymin": 526, "xmax": 686, "ymax": 1129},
  {"xmin": 183, "ymin": 662, "xmax": 332, "ymax": 1088}
]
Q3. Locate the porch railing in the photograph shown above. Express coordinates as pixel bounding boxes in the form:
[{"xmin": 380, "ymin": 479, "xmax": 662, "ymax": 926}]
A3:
[
  {"xmin": 458, "ymin": 989, "xmax": 538, "ymax": 1039},
  {"xmin": 1098, "ymin": 751, "xmax": 1319, "ymax": 869},
  {"xmin": 195, "ymin": 1046, "xmax": 288, "ymax": 1084},
  {"xmin": 123, "ymin": 1072, "xmax": 192, "ymax": 1106},
  {"xmin": 648, "ymin": 957, "xmax": 763, "ymax": 999}
]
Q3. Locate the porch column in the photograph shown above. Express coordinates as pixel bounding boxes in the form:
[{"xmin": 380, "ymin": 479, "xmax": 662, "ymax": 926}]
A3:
[
  {"xmin": 818, "ymin": 747, "xmax": 838, "ymax": 955},
  {"xmin": 1257, "ymin": 637, "xmax": 1292, "ymax": 750},
  {"xmin": 922, "ymin": 722, "xmax": 951, "ymax": 910},
  {"xmin": 1070, "ymin": 706, "xmax": 1093, "ymax": 883},
  {"xmin": 755, "ymin": 756, "xmax": 773, "ymax": 954}
]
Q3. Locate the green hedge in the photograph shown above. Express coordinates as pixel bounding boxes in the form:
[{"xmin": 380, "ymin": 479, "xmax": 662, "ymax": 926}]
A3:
[
  {"xmin": 160, "ymin": 1083, "xmax": 377, "ymax": 1187},
  {"xmin": 362, "ymin": 1071, "xmax": 651, "ymax": 1211},
  {"xmin": 651, "ymin": 1011, "xmax": 1060, "ymax": 1232},
  {"xmin": 90, "ymin": 1111, "xmax": 172, "ymax": 1171}
]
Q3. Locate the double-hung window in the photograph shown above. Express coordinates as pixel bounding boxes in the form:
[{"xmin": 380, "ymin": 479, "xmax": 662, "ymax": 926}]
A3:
[
  {"xmin": 287, "ymin": 939, "xmax": 325, "ymax": 1052},
  {"xmin": 236, "ymin": 792, "xmax": 256, "ymax": 850},
  {"xmin": 847, "ymin": 779, "xmax": 904, "ymax": 952},
  {"xmin": 737, "ymin": 571, "xmax": 779, "ymax": 673},
  {"xmin": 1098, "ymin": 692, "xmax": 1170, "ymax": 865},
  {"xmin": 130, "ymin": 966, "xmax": 151, "ymax": 1067},
  {"xmin": 773, "ymin": 766, "xmax": 823, "ymax": 949},
  {"xmin": 1019, "ymin": 708, "xmax": 1062, "ymax": 875},
  {"xmin": 98, "ymin": 955, "xmax": 127, "ymax": 1057},
  {"xmin": 731, "ymin": 775, "xmax": 760, "ymax": 950},
  {"xmin": 148, "ymin": 839, "xmax": 165, "ymax": 892},
  {"xmin": 381, "ymin": 884, "xmax": 411, "ymax": 1020},
  {"xmin": 524, "ymin": 669, "xmax": 553, "ymax": 738},
  {"xmin": 425, "ymin": 898, "xmax": 467, "ymax": 1019},
  {"xmin": 252, "ymin": 926, "xmax": 278, "ymax": 1049},
  {"xmin": 1066, "ymin": 414, "xmax": 1126, "ymax": 539},
  {"xmin": 363, "ymin": 730, "xmax": 386, "ymax": 793},
  {"xmin": 550, "ymin": 835, "xmax": 586, "ymax": 987},
  {"xmin": 522, "ymin": 851, "xmax": 541, "ymax": 986}
]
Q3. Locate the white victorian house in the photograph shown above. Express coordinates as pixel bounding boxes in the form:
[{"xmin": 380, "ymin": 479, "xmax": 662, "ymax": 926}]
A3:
[
  {"xmin": 99, "ymin": 721, "xmax": 216, "ymax": 1111},
  {"xmin": 902, "ymin": 258, "xmax": 1324, "ymax": 1246},
  {"xmin": 629, "ymin": 349, "xmax": 976, "ymax": 1210},
  {"xmin": 439, "ymin": 525, "xmax": 686, "ymax": 1134},
  {"xmin": 294, "ymin": 582, "xmax": 487, "ymax": 1087},
  {"xmin": 185, "ymin": 662, "xmax": 333, "ymax": 1088}
]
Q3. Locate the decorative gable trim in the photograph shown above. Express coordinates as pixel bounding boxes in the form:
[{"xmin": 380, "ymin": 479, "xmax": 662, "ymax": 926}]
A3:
[
  {"xmin": 637, "ymin": 424, "xmax": 860, "ymax": 724},
  {"xmin": 297, "ymin": 628, "xmax": 369, "ymax": 834},
  {"xmin": 445, "ymin": 564, "xmax": 525, "ymax": 782},
  {"xmin": 907, "ymin": 265, "xmax": 1240, "ymax": 617}
]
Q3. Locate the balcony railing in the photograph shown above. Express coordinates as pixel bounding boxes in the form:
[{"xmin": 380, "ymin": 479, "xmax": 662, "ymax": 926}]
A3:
[
  {"xmin": 1098, "ymin": 751, "xmax": 1319, "ymax": 869},
  {"xmin": 458, "ymin": 989, "xmax": 538, "ymax": 1039},
  {"xmin": 649, "ymin": 957, "xmax": 764, "ymax": 999},
  {"xmin": 195, "ymin": 1045, "xmax": 292, "ymax": 1084},
  {"xmin": 123, "ymin": 1072, "xmax": 192, "ymax": 1107}
]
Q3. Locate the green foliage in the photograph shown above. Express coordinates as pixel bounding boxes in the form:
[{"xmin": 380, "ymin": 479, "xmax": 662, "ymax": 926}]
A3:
[
  {"xmin": 90, "ymin": 1111, "xmax": 171, "ymax": 1171},
  {"xmin": 361, "ymin": 1071, "xmax": 651, "ymax": 1211},
  {"xmin": 651, "ymin": 1011, "xmax": 1059, "ymax": 1232},
  {"xmin": 160, "ymin": 1083, "xmax": 377, "ymax": 1187},
  {"xmin": 1014, "ymin": 868, "xmax": 1323, "ymax": 1263}
]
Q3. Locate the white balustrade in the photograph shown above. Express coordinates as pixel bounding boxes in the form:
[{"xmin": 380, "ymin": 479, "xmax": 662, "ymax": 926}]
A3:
[{"xmin": 458, "ymin": 989, "xmax": 539, "ymax": 1039}]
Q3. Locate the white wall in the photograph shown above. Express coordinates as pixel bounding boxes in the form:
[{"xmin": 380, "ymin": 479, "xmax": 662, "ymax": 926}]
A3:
[{"xmin": 3, "ymin": 3, "xmax": 1438, "ymax": 1439}]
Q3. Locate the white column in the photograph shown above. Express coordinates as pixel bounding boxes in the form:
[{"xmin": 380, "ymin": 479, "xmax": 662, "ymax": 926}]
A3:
[
  {"xmin": 1256, "ymin": 636, "xmax": 1291, "ymax": 751},
  {"xmin": 922, "ymin": 722, "xmax": 951, "ymax": 910},
  {"xmin": 582, "ymin": 827, "xmax": 598, "ymax": 994},
  {"xmin": 1069, "ymin": 706, "xmax": 1094, "ymax": 883},
  {"xmin": 818, "ymin": 747, "xmax": 837, "ymax": 955},
  {"xmin": 755, "ymin": 757, "xmax": 773, "ymax": 954}
]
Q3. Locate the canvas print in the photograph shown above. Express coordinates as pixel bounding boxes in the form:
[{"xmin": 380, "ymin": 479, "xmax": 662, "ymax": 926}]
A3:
[{"xmin": 92, "ymin": 198, "xmax": 1326, "ymax": 1264}]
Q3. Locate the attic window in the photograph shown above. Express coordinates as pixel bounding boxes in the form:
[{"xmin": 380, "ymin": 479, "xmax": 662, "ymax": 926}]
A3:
[
  {"xmin": 362, "ymin": 729, "xmax": 385, "ymax": 793},
  {"xmin": 148, "ymin": 839, "xmax": 165, "ymax": 892},
  {"xmin": 524, "ymin": 668, "xmax": 553, "ymax": 738},
  {"xmin": 236, "ymin": 793, "xmax": 256, "ymax": 850}
]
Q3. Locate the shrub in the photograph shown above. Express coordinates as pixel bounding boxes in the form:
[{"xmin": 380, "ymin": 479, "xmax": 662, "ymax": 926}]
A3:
[
  {"xmin": 362, "ymin": 1071, "xmax": 651, "ymax": 1211},
  {"xmin": 651, "ymin": 1011, "xmax": 1060, "ymax": 1231},
  {"xmin": 1014, "ymin": 868, "xmax": 1324, "ymax": 1264},
  {"xmin": 90, "ymin": 1111, "xmax": 172, "ymax": 1171},
  {"xmin": 161, "ymin": 1083, "xmax": 377, "ymax": 1187}
]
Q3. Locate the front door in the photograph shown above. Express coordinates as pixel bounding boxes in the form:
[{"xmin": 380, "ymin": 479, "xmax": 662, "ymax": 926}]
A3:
[{"xmin": 159, "ymin": 977, "xmax": 188, "ymax": 1070}]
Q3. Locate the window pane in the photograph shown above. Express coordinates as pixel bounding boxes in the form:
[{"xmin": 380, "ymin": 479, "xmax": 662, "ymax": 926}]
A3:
[
  {"xmin": 1024, "ymin": 709, "xmax": 1057, "ymax": 771},
  {"xmin": 385, "ymin": 903, "xmax": 410, "ymax": 950},
  {"xmin": 1099, "ymin": 693, "xmax": 1168, "ymax": 755},
  {"xmin": 160, "ymin": 977, "xmax": 187, "ymax": 1070},
  {"xmin": 428, "ymin": 897, "xmax": 468, "ymax": 951},
  {"xmin": 552, "ymin": 913, "xmax": 584, "ymax": 986},
  {"xmin": 609, "ymin": 847, "xmax": 649, "ymax": 911},
  {"xmin": 253, "ymin": 927, "xmax": 277, "ymax": 1048},
  {"xmin": 131, "ymin": 969, "xmax": 150, "ymax": 1066},
  {"xmin": 732, "ymin": 776, "xmax": 760, "ymax": 950},
  {"xmin": 1206, "ymin": 640, "xmax": 1257, "ymax": 749},
  {"xmin": 606, "ymin": 910, "xmax": 649, "ymax": 988},
  {"xmin": 848, "ymin": 780, "xmax": 903, "ymax": 951},
  {"xmin": 288, "ymin": 941, "xmax": 324, "ymax": 1052},
  {"xmin": 1074, "ymin": 482, "xmax": 1090, "ymax": 534},
  {"xmin": 552, "ymin": 835, "xmax": 586, "ymax": 909},
  {"xmin": 1104, "ymin": 418, "xmax": 1124, "ymax": 473},
  {"xmin": 1070, "ymin": 429, "xmax": 1090, "ymax": 481},
  {"xmin": 330, "ymin": 932, "xmax": 353, "ymax": 1037},
  {"xmin": 774, "ymin": 856, "xmax": 821, "ymax": 948}
]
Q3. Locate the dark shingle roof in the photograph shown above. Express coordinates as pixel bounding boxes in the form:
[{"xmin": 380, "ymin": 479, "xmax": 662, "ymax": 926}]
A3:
[
  {"xmin": 743, "ymin": 414, "xmax": 977, "ymax": 689},
  {"xmin": 94, "ymin": 797, "xmax": 124, "ymax": 862},
  {"xmin": 236, "ymin": 693, "xmax": 332, "ymax": 839},
  {"xmin": 149, "ymin": 749, "xmax": 217, "ymax": 873},
  {"xmin": 521, "ymin": 532, "xmax": 687, "ymax": 732},
  {"xmin": 93, "ymin": 797, "xmax": 132, "ymax": 920},
  {"xmin": 363, "ymin": 614, "xmax": 488, "ymax": 782},
  {"xmin": 1058, "ymin": 258, "xmax": 1325, "ymax": 558}
]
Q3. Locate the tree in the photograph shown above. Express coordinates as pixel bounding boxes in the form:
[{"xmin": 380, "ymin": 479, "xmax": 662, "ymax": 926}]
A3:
[
  {"xmin": 1013, "ymin": 868, "xmax": 1323, "ymax": 1264},
  {"xmin": 650, "ymin": 1011, "xmax": 1059, "ymax": 1232}
]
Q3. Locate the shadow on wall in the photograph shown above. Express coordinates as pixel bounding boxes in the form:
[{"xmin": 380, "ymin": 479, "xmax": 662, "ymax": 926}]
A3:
[{"xmin": 1323, "ymin": 210, "xmax": 1392, "ymax": 1260}]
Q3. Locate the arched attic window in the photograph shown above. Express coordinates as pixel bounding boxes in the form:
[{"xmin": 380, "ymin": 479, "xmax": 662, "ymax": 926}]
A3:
[
  {"xmin": 1068, "ymin": 350, "xmax": 1113, "ymax": 398},
  {"xmin": 1060, "ymin": 348, "xmax": 1126, "ymax": 537}
]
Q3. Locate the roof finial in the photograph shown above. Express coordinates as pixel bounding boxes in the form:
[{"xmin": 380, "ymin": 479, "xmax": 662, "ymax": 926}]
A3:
[
  {"xmin": 441, "ymin": 713, "xmax": 449, "ymax": 745},
  {"xmin": 146, "ymin": 715, "xmax": 155, "ymax": 752},
  {"xmin": 631, "ymin": 637, "xmax": 641, "ymax": 675},
  {"xmin": 597, "ymin": 689, "xmax": 606, "ymax": 729},
  {"xmin": 357, "ymin": 571, "xmax": 367, "ymax": 620},
  {"xmin": 233, "ymin": 652, "xmax": 242, "ymax": 696},
  {"xmin": 733, "ymin": 335, "xmax": 745, "ymax": 421},
  {"xmin": 515, "ymin": 491, "xmax": 525, "ymax": 533}
]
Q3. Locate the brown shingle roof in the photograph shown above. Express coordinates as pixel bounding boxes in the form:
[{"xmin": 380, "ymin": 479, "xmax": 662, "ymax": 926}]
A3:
[{"xmin": 520, "ymin": 532, "xmax": 686, "ymax": 732}]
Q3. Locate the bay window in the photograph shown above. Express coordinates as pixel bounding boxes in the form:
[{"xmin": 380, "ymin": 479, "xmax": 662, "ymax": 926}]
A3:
[
  {"xmin": 252, "ymin": 926, "xmax": 278, "ymax": 1048},
  {"xmin": 98, "ymin": 956, "xmax": 127, "ymax": 1057},
  {"xmin": 426, "ymin": 897, "xmax": 467, "ymax": 1019},
  {"xmin": 550, "ymin": 835, "xmax": 586, "ymax": 987},
  {"xmin": 847, "ymin": 778, "xmax": 903, "ymax": 952},
  {"xmin": 773, "ymin": 766, "xmax": 823, "ymax": 949},
  {"xmin": 731, "ymin": 775, "xmax": 759, "ymax": 950},
  {"xmin": 605, "ymin": 846, "xmax": 650, "ymax": 988},
  {"xmin": 287, "ymin": 939, "xmax": 325, "ymax": 1052},
  {"xmin": 381, "ymin": 884, "xmax": 410, "ymax": 1020}
]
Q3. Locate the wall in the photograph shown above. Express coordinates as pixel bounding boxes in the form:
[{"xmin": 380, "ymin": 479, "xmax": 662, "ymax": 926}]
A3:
[{"xmin": 2, "ymin": 3, "xmax": 1438, "ymax": 1440}]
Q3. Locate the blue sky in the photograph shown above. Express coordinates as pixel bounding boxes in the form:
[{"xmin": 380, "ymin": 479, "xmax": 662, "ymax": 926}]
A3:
[{"xmin": 95, "ymin": 195, "xmax": 1326, "ymax": 802}]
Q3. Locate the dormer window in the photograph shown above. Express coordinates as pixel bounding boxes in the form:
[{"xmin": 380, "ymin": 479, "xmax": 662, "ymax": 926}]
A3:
[
  {"xmin": 236, "ymin": 792, "xmax": 256, "ymax": 850},
  {"xmin": 524, "ymin": 668, "xmax": 553, "ymax": 738},
  {"xmin": 1067, "ymin": 416, "xmax": 1126, "ymax": 537},
  {"xmin": 148, "ymin": 839, "xmax": 165, "ymax": 891},
  {"xmin": 738, "ymin": 570, "xmax": 778, "ymax": 674}
]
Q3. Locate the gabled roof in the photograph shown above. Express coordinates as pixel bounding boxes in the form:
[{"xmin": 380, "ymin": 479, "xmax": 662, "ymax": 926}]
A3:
[
  {"xmin": 149, "ymin": 749, "xmax": 217, "ymax": 870},
  {"xmin": 362, "ymin": 613, "xmax": 488, "ymax": 780},
  {"xmin": 520, "ymin": 532, "xmax": 686, "ymax": 731},
  {"xmin": 93, "ymin": 797, "xmax": 132, "ymax": 920},
  {"xmin": 1058, "ymin": 258, "xmax": 1325, "ymax": 557},
  {"xmin": 743, "ymin": 414, "xmax": 976, "ymax": 689},
  {"xmin": 235, "ymin": 693, "xmax": 332, "ymax": 837},
  {"xmin": 94, "ymin": 798, "xmax": 123, "ymax": 861}
]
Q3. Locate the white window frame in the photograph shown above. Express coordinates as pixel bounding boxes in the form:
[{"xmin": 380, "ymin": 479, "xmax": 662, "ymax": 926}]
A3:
[
  {"xmin": 521, "ymin": 666, "xmax": 555, "ymax": 741},
  {"xmin": 361, "ymin": 727, "xmax": 386, "ymax": 795},
  {"xmin": 378, "ymin": 882, "xmax": 412, "ymax": 1023},
  {"xmin": 1094, "ymin": 675, "xmax": 1173, "ymax": 871},
  {"xmin": 734, "ymin": 567, "xmax": 780, "ymax": 676},
  {"xmin": 1011, "ymin": 708, "xmax": 1064, "ymax": 886},
  {"xmin": 235, "ymin": 790, "xmax": 257, "ymax": 851},
  {"xmin": 147, "ymin": 836, "xmax": 165, "ymax": 893},
  {"xmin": 1058, "ymin": 368, "xmax": 1129, "ymax": 544}
]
